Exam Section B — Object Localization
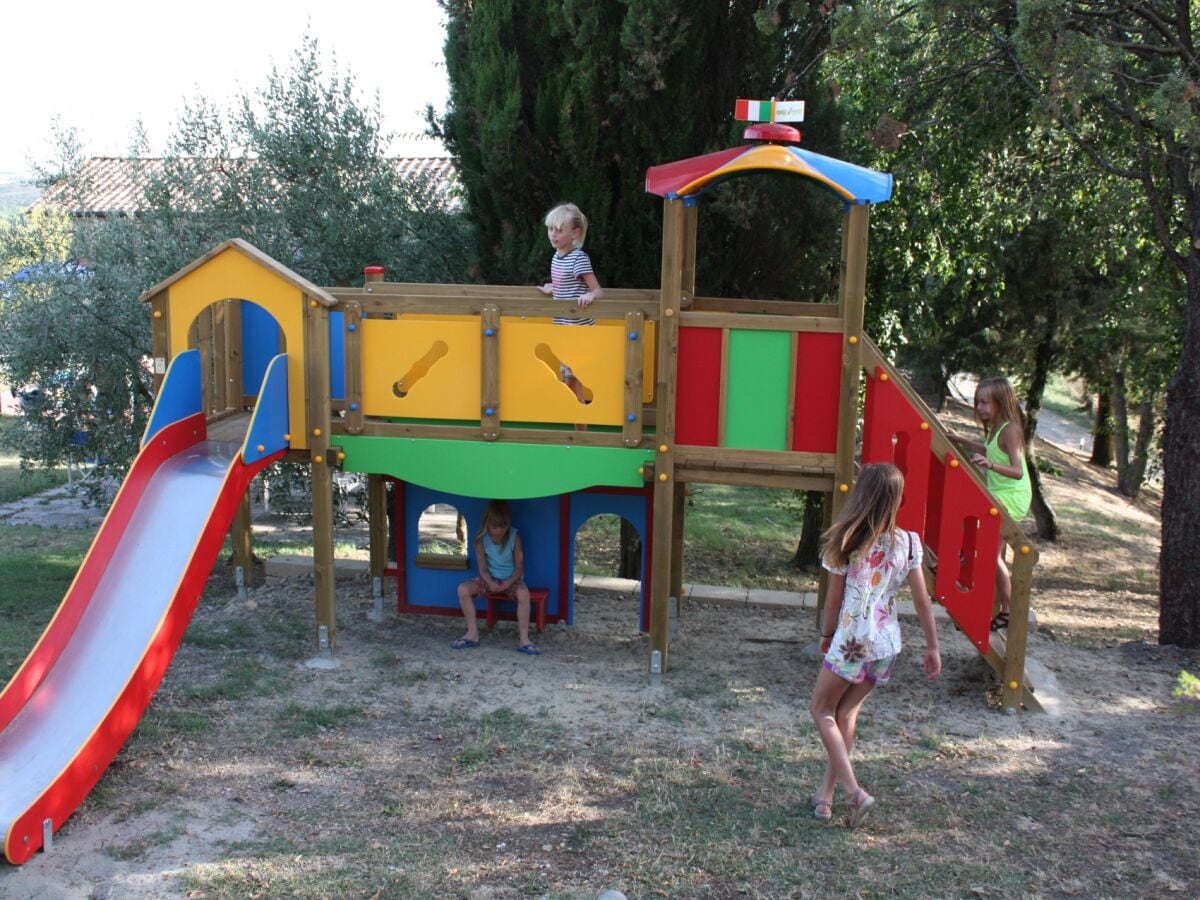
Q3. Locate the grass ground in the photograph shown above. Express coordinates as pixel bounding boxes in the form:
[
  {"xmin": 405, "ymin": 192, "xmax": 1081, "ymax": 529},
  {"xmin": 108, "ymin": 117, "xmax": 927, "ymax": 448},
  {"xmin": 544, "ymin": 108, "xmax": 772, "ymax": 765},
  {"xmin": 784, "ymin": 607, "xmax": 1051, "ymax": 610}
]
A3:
[
  {"xmin": 1, "ymin": 435, "xmax": 1197, "ymax": 898},
  {"xmin": 0, "ymin": 415, "xmax": 69, "ymax": 503}
]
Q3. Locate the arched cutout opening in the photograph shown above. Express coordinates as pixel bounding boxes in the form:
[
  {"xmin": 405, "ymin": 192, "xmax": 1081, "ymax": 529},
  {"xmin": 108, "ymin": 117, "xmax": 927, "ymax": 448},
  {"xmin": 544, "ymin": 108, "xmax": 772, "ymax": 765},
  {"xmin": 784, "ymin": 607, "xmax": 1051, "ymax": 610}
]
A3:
[
  {"xmin": 415, "ymin": 502, "xmax": 469, "ymax": 570},
  {"xmin": 956, "ymin": 516, "xmax": 980, "ymax": 593},
  {"xmin": 574, "ymin": 513, "xmax": 641, "ymax": 582},
  {"xmin": 185, "ymin": 298, "xmax": 285, "ymax": 420}
]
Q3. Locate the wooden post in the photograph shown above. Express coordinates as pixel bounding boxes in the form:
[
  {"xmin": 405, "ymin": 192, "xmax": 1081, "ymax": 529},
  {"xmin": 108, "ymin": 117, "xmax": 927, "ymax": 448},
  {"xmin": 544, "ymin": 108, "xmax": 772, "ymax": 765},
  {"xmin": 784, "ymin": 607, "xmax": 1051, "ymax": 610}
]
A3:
[
  {"xmin": 148, "ymin": 290, "xmax": 170, "ymax": 395},
  {"xmin": 481, "ymin": 304, "xmax": 500, "ymax": 440},
  {"xmin": 669, "ymin": 480, "xmax": 687, "ymax": 605},
  {"xmin": 198, "ymin": 306, "xmax": 214, "ymax": 415},
  {"xmin": 227, "ymin": 299, "xmax": 245, "ymax": 408},
  {"xmin": 831, "ymin": 204, "xmax": 870, "ymax": 519},
  {"xmin": 368, "ymin": 473, "xmax": 387, "ymax": 580},
  {"xmin": 232, "ymin": 489, "xmax": 253, "ymax": 587},
  {"xmin": 649, "ymin": 198, "xmax": 688, "ymax": 671},
  {"xmin": 343, "ymin": 298, "xmax": 364, "ymax": 433},
  {"xmin": 305, "ymin": 293, "xmax": 337, "ymax": 650},
  {"xmin": 212, "ymin": 300, "xmax": 228, "ymax": 412},
  {"xmin": 1001, "ymin": 541, "xmax": 1036, "ymax": 710},
  {"xmin": 622, "ymin": 310, "xmax": 645, "ymax": 447}
]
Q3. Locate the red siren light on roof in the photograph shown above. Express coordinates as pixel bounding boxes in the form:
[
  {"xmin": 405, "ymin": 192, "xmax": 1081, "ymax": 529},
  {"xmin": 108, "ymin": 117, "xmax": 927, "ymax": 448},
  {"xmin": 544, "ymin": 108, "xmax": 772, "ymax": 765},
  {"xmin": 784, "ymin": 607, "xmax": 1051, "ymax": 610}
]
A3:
[{"xmin": 736, "ymin": 98, "xmax": 804, "ymax": 144}]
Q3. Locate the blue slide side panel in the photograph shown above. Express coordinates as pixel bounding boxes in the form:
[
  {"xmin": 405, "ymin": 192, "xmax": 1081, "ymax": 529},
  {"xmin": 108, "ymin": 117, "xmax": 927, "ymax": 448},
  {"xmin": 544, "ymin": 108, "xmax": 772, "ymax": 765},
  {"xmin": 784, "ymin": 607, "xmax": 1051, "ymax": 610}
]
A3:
[
  {"xmin": 142, "ymin": 350, "xmax": 201, "ymax": 447},
  {"xmin": 329, "ymin": 311, "xmax": 345, "ymax": 401},
  {"xmin": 243, "ymin": 354, "xmax": 290, "ymax": 465},
  {"xmin": 241, "ymin": 301, "xmax": 278, "ymax": 395}
]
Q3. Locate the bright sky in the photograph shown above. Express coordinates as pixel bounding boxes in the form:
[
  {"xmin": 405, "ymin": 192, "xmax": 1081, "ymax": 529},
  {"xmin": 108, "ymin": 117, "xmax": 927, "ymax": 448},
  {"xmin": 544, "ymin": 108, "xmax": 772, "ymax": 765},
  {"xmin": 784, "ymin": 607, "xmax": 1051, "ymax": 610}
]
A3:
[{"xmin": 0, "ymin": 0, "xmax": 449, "ymax": 176}]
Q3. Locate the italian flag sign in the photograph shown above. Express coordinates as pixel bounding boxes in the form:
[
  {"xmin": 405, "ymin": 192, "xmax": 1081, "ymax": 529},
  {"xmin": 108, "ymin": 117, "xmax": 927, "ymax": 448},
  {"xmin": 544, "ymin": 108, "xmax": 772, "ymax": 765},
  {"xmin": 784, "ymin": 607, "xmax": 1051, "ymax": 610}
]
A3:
[{"xmin": 734, "ymin": 99, "xmax": 806, "ymax": 123}]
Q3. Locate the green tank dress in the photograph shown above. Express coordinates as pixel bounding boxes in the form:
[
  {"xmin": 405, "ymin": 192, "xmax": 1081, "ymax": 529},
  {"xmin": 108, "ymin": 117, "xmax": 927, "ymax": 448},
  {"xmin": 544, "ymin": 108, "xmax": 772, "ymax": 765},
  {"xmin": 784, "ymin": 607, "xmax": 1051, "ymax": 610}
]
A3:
[{"xmin": 985, "ymin": 421, "xmax": 1031, "ymax": 519}]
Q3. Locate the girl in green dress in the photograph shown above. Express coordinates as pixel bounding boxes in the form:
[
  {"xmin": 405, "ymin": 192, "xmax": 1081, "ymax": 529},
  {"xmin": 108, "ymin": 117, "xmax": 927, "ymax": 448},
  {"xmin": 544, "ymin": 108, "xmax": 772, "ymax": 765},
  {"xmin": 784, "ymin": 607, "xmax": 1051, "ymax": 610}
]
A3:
[{"xmin": 948, "ymin": 376, "xmax": 1031, "ymax": 632}]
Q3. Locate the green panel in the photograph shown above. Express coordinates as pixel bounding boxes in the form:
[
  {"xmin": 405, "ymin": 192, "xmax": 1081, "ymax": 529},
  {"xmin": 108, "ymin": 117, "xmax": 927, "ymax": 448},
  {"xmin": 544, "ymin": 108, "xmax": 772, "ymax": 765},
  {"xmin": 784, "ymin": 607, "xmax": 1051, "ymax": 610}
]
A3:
[
  {"xmin": 725, "ymin": 329, "xmax": 791, "ymax": 450},
  {"xmin": 337, "ymin": 436, "xmax": 655, "ymax": 499}
]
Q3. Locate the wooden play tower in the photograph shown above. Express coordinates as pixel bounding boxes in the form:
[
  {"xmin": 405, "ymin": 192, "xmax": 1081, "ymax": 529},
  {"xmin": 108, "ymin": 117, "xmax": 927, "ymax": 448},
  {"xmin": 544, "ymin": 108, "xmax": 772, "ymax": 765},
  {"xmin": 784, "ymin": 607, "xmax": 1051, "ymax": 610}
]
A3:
[{"xmin": 140, "ymin": 108, "xmax": 1039, "ymax": 713}]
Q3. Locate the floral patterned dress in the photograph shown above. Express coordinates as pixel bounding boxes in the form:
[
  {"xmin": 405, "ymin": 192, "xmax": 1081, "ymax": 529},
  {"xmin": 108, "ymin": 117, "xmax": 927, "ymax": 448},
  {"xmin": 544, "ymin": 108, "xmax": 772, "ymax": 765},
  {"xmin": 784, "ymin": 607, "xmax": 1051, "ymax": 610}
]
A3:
[{"xmin": 822, "ymin": 529, "xmax": 922, "ymax": 664}]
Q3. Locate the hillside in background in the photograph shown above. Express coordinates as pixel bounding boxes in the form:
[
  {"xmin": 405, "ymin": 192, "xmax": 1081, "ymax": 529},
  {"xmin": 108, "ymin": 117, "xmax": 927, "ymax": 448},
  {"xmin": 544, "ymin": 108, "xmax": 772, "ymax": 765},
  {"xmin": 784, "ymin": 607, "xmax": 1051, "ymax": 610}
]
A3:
[{"xmin": 0, "ymin": 174, "xmax": 40, "ymax": 216}]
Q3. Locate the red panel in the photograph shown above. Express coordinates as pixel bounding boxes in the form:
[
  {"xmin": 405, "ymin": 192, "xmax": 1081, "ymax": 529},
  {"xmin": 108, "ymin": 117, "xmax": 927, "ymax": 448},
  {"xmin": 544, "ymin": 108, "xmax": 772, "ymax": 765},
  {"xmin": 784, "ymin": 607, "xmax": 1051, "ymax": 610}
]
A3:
[
  {"xmin": 931, "ymin": 455, "xmax": 1002, "ymax": 654},
  {"xmin": 860, "ymin": 369, "xmax": 932, "ymax": 536},
  {"xmin": 791, "ymin": 332, "xmax": 841, "ymax": 453},
  {"xmin": 0, "ymin": 413, "xmax": 206, "ymax": 734},
  {"xmin": 675, "ymin": 326, "xmax": 722, "ymax": 446},
  {"xmin": 645, "ymin": 146, "xmax": 749, "ymax": 197}
]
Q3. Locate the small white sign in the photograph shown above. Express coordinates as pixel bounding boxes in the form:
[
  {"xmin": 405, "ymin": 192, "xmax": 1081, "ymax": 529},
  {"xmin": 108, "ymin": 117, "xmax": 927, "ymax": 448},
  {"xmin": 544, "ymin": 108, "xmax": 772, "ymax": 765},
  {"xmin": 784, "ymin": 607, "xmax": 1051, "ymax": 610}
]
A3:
[{"xmin": 154, "ymin": 357, "xmax": 166, "ymax": 374}]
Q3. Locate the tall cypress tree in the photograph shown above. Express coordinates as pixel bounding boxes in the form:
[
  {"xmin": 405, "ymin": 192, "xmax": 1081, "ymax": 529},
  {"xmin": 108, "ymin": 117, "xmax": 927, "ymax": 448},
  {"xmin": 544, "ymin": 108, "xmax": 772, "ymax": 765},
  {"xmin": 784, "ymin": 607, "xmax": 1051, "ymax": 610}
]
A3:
[{"xmin": 436, "ymin": 0, "xmax": 846, "ymax": 299}]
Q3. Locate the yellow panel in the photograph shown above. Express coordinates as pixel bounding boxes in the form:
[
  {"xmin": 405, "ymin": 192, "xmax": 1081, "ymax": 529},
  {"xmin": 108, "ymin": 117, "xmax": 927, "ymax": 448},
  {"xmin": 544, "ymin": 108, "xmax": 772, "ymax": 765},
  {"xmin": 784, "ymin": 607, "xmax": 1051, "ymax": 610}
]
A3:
[
  {"xmin": 677, "ymin": 144, "xmax": 853, "ymax": 201},
  {"xmin": 499, "ymin": 318, "xmax": 627, "ymax": 425},
  {"xmin": 165, "ymin": 248, "xmax": 310, "ymax": 449},
  {"xmin": 361, "ymin": 317, "xmax": 480, "ymax": 419}
]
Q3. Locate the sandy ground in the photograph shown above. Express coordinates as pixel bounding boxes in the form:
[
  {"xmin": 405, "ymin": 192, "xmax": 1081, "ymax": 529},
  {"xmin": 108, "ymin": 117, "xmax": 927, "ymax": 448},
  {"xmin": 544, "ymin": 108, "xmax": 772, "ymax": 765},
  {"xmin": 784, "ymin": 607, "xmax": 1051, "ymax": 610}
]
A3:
[{"xmin": 1, "ymin": 437, "xmax": 1197, "ymax": 897}]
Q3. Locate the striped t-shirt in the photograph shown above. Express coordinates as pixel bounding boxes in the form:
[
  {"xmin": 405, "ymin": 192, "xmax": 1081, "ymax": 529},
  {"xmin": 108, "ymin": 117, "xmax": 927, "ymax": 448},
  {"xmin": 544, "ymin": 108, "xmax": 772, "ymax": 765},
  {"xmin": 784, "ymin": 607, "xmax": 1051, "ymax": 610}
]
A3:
[{"xmin": 550, "ymin": 248, "xmax": 596, "ymax": 325}]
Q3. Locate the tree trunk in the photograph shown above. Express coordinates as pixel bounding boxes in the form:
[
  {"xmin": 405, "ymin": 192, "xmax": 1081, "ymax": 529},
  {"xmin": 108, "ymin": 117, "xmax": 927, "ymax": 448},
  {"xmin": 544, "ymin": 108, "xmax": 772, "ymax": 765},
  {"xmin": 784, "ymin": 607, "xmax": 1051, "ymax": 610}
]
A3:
[
  {"xmin": 1089, "ymin": 388, "xmax": 1113, "ymax": 466},
  {"xmin": 1126, "ymin": 397, "xmax": 1155, "ymax": 502},
  {"xmin": 792, "ymin": 490, "xmax": 825, "ymax": 570},
  {"xmin": 618, "ymin": 518, "xmax": 641, "ymax": 580},
  {"xmin": 1159, "ymin": 228, "xmax": 1200, "ymax": 648},
  {"xmin": 1111, "ymin": 368, "xmax": 1134, "ymax": 495},
  {"xmin": 1023, "ymin": 334, "xmax": 1059, "ymax": 542}
]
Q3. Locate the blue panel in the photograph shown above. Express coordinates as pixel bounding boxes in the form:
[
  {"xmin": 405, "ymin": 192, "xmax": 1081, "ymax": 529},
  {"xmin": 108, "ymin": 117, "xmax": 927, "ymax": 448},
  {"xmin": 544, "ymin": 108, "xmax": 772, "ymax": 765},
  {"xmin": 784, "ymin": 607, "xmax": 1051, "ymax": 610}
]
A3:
[
  {"xmin": 142, "ymin": 350, "xmax": 201, "ymax": 446},
  {"xmin": 242, "ymin": 354, "xmax": 290, "ymax": 465},
  {"xmin": 241, "ymin": 301, "xmax": 279, "ymax": 395},
  {"xmin": 403, "ymin": 489, "xmax": 564, "ymax": 622},
  {"xmin": 328, "ymin": 311, "xmax": 345, "ymax": 401},
  {"xmin": 567, "ymin": 490, "xmax": 649, "ymax": 630},
  {"xmin": 791, "ymin": 147, "xmax": 893, "ymax": 204}
]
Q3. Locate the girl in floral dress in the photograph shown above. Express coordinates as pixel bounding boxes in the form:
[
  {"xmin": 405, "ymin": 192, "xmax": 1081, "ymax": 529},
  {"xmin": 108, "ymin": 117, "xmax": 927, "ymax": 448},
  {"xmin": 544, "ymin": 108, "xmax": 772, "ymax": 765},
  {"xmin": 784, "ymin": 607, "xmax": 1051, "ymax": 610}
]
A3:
[{"xmin": 808, "ymin": 463, "xmax": 942, "ymax": 827}]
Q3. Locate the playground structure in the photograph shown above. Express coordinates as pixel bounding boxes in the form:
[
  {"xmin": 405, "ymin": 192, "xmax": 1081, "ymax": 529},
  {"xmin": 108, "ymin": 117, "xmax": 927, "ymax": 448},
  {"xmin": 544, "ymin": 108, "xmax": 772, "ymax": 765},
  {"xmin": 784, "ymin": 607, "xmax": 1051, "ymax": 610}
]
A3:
[{"xmin": 0, "ymin": 106, "xmax": 1038, "ymax": 864}]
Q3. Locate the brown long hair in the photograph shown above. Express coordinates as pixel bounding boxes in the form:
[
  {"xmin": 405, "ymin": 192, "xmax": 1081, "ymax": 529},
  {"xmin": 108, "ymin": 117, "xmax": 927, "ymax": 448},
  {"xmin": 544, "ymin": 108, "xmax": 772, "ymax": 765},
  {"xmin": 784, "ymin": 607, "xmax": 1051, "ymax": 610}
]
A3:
[
  {"xmin": 975, "ymin": 376, "xmax": 1025, "ymax": 445},
  {"xmin": 476, "ymin": 500, "xmax": 512, "ymax": 541},
  {"xmin": 820, "ymin": 463, "xmax": 905, "ymax": 567}
]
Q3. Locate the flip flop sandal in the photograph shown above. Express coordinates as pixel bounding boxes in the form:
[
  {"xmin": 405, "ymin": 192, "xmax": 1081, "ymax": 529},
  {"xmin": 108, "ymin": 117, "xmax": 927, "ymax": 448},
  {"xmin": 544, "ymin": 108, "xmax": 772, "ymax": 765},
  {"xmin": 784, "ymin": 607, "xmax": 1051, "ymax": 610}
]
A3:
[
  {"xmin": 811, "ymin": 798, "xmax": 833, "ymax": 822},
  {"xmin": 450, "ymin": 637, "xmax": 480, "ymax": 650},
  {"xmin": 517, "ymin": 644, "xmax": 542, "ymax": 655},
  {"xmin": 848, "ymin": 791, "xmax": 875, "ymax": 828},
  {"xmin": 990, "ymin": 612, "xmax": 1010, "ymax": 632}
]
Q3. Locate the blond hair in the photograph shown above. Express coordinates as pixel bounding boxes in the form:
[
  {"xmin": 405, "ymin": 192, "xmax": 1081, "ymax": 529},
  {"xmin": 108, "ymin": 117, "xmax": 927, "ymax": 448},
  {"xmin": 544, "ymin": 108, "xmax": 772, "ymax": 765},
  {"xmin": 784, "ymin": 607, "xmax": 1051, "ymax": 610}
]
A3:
[
  {"xmin": 974, "ymin": 376, "xmax": 1025, "ymax": 445},
  {"xmin": 820, "ymin": 463, "xmax": 905, "ymax": 567},
  {"xmin": 476, "ymin": 499, "xmax": 513, "ymax": 540},
  {"xmin": 544, "ymin": 203, "xmax": 588, "ymax": 249}
]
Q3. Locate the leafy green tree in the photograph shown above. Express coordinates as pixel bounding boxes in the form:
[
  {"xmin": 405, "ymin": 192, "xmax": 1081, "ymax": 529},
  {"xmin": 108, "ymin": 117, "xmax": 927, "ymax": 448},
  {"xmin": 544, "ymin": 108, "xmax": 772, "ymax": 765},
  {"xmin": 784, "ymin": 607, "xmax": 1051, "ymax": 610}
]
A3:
[
  {"xmin": 0, "ymin": 35, "xmax": 473, "ymax": 503},
  {"xmin": 1009, "ymin": 0, "xmax": 1199, "ymax": 646},
  {"xmin": 828, "ymin": 0, "xmax": 1197, "ymax": 644},
  {"xmin": 435, "ymin": 0, "xmax": 846, "ymax": 299}
]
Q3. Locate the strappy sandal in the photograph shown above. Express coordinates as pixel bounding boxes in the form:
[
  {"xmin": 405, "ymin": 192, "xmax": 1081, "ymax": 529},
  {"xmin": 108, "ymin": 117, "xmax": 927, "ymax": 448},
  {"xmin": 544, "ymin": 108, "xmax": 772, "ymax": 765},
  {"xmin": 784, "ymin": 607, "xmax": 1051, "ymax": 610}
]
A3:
[
  {"xmin": 810, "ymin": 796, "xmax": 833, "ymax": 822},
  {"xmin": 848, "ymin": 790, "xmax": 875, "ymax": 828},
  {"xmin": 990, "ymin": 612, "xmax": 1010, "ymax": 632}
]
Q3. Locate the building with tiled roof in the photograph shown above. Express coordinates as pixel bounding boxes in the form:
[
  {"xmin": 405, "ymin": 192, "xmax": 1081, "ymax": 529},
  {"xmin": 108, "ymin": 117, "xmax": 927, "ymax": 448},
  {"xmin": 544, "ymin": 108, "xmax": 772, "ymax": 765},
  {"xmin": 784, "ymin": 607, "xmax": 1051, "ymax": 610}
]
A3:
[{"xmin": 35, "ymin": 136, "xmax": 460, "ymax": 218}]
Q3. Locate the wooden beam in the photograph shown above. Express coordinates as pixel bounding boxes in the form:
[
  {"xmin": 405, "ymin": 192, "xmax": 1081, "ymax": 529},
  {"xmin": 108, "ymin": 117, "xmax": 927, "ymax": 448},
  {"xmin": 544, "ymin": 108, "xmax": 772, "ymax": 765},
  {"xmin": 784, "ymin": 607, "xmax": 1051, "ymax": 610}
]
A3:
[
  {"xmin": 831, "ymin": 204, "xmax": 869, "ymax": 518},
  {"xmin": 343, "ymin": 299, "xmax": 364, "ymax": 434},
  {"xmin": 649, "ymin": 199, "xmax": 687, "ymax": 672},
  {"xmin": 304, "ymin": 293, "xmax": 337, "ymax": 649},
  {"xmin": 231, "ymin": 489, "xmax": 253, "ymax": 587},
  {"xmin": 622, "ymin": 310, "xmax": 645, "ymax": 447},
  {"xmin": 481, "ymin": 304, "xmax": 500, "ymax": 440},
  {"xmin": 678, "ymin": 311, "xmax": 845, "ymax": 333},
  {"xmin": 368, "ymin": 473, "xmax": 387, "ymax": 580},
  {"xmin": 689, "ymin": 296, "xmax": 838, "ymax": 317}
]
